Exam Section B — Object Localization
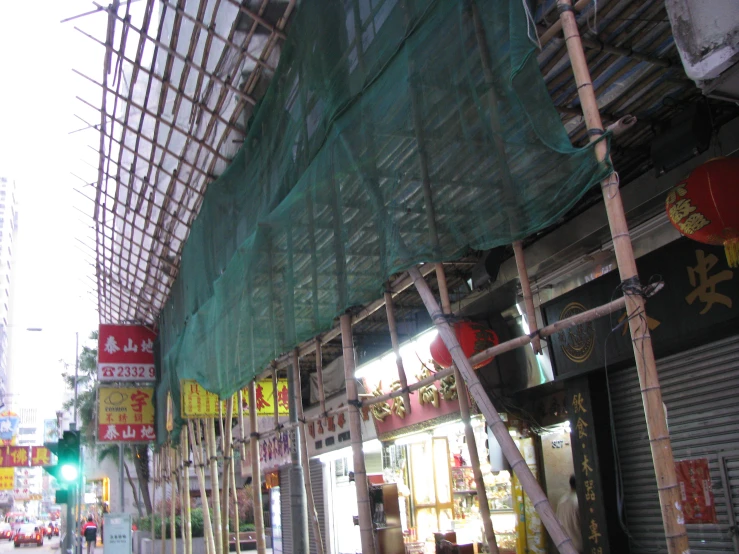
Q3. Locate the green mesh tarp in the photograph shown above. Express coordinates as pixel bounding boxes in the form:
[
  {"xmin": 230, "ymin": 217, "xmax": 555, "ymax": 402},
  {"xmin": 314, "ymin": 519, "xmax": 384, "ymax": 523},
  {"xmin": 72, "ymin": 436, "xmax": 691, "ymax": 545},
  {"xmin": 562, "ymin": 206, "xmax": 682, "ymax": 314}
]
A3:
[{"xmin": 157, "ymin": 0, "xmax": 612, "ymax": 419}]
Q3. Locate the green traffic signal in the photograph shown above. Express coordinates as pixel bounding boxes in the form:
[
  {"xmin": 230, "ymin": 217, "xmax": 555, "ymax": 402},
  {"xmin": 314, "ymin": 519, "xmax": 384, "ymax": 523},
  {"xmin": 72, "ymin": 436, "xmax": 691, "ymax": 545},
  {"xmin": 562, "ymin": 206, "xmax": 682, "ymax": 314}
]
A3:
[{"xmin": 60, "ymin": 463, "xmax": 79, "ymax": 481}]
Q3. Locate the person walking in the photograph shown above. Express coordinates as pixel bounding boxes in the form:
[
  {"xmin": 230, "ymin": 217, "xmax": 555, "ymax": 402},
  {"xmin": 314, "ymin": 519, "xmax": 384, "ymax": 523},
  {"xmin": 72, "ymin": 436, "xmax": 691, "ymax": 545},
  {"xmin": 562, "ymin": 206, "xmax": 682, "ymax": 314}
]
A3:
[
  {"xmin": 81, "ymin": 516, "xmax": 98, "ymax": 554},
  {"xmin": 556, "ymin": 475, "xmax": 583, "ymax": 553}
]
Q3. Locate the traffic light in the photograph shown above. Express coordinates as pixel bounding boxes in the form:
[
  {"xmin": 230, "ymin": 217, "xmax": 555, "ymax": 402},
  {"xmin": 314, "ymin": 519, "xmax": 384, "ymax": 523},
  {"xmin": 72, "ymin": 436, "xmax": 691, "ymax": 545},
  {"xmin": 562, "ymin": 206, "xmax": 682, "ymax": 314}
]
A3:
[{"xmin": 58, "ymin": 430, "xmax": 80, "ymax": 482}]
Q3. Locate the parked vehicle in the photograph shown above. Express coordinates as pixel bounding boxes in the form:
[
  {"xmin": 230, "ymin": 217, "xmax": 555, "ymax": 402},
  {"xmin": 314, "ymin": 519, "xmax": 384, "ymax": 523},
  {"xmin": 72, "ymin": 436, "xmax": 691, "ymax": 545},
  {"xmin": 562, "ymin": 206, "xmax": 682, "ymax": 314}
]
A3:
[
  {"xmin": 13, "ymin": 524, "xmax": 43, "ymax": 548},
  {"xmin": 47, "ymin": 522, "xmax": 59, "ymax": 537},
  {"xmin": 0, "ymin": 522, "xmax": 13, "ymax": 540}
]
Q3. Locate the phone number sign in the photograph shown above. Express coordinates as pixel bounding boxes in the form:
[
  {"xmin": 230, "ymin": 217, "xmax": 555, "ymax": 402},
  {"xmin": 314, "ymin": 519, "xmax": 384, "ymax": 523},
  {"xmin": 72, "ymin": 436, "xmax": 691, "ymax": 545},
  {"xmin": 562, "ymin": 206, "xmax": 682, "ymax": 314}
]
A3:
[{"xmin": 97, "ymin": 324, "xmax": 157, "ymax": 382}]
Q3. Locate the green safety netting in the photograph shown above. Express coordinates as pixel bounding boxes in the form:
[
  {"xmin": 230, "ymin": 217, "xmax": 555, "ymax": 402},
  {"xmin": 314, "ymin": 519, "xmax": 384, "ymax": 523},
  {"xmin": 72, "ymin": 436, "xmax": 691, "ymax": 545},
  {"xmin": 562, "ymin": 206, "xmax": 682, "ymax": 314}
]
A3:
[{"xmin": 156, "ymin": 0, "xmax": 612, "ymax": 437}]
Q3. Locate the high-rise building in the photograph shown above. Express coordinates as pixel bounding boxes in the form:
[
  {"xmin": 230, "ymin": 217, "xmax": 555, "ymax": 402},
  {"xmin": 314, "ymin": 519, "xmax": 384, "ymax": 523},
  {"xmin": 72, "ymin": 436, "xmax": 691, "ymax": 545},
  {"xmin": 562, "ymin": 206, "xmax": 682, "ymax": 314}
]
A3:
[{"xmin": 0, "ymin": 175, "xmax": 17, "ymax": 410}]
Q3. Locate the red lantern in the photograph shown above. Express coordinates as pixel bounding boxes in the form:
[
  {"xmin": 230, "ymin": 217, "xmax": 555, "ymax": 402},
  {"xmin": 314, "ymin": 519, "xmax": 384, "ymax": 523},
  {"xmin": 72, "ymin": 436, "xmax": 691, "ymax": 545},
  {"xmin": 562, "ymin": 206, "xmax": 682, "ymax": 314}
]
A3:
[
  {"xmin": 665, "ymin": 157, "xmax": 739, "ymax": 267},
  {"xmin": 429, "ymin": 321, "xmax": 499, "ymax": 369}
]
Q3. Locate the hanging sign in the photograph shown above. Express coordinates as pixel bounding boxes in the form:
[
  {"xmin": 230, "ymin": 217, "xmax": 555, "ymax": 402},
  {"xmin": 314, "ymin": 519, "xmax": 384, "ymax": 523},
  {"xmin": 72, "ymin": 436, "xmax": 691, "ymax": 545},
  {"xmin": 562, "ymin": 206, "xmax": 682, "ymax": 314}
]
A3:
[
  {"xmin": 180, "ymin": 379, "xmax": 289, "ymax": 419},
  {"xmin": 30, "ymin": 447, "xmax": 53, "ymax": 467},
  {"xmin": 0, "ymin": 468, "xmax": 13, "ymax": 490},
  {"xmin": 97, "ymin": 324, "xmax": 157, "ymax": 382},
  {"xmin": 97, "ymin": 387, "xmax": 156, "ymax": 442},
  {"xmin": 675, "ymin": 458, "xmax": 717, "ymax": 524},
  {"xmin": 0, "ymin": 447, "xmax": 30, "ymax": 467},
  {"xmin": 0, "ymin": 412, "xmax": 20, "ymax": 446}
]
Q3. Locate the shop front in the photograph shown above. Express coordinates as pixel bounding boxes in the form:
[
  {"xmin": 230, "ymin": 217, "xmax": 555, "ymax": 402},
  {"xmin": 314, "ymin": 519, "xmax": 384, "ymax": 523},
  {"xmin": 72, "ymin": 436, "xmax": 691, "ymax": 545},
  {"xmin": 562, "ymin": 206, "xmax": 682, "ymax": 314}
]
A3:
[
  {"xmin": 357, "ymin": 329, "xmax": 527, "ymax": 554},
  {"xmin": 538, "ymin": 236, "xmax": 739, "ymax": 553}
]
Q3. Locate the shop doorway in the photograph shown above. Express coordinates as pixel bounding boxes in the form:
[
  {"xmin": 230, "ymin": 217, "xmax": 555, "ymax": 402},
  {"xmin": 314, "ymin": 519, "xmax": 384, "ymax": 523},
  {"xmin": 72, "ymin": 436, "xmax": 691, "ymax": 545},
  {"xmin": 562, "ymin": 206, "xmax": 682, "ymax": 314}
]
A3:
[{"xmin": 539, "ymin": 422, "xmax": 576, "ymax": 554}]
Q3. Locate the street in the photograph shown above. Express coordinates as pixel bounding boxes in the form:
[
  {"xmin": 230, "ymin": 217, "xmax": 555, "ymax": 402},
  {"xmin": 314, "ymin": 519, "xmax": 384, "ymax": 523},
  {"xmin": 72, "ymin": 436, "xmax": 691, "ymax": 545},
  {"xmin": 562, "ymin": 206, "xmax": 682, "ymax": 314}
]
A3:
[{"xmin": 0, "ymin": 535, "xmax": 61, "ymax": 554}]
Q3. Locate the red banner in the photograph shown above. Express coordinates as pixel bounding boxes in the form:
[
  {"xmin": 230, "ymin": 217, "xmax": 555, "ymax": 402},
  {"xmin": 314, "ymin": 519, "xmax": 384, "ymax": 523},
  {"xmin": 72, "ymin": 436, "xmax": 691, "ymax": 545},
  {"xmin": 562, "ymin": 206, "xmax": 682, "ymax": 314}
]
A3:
[
  {"xmin": 97, "ymin": 325, "xmax": 157, "ymax": 382},
  {"xmin": 30, "ymin": 447, "xmax": 53, "ymax": 467},
  {"xmin": 675, "ymin": 458, "xmax": 717, "ymax": 524},
  {"xmin": 0, "ymin": 447, "xmax": 29, "ymax": 467}
]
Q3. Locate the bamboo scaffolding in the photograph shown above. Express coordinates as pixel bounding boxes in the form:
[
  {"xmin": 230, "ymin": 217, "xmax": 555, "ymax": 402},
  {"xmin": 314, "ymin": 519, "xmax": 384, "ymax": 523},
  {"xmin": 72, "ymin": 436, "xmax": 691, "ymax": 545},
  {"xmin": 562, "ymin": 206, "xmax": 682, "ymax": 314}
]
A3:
[
  {"xmin": 248, "ymin": 382, "xmax": 267, "ymax": 554},
  {"xmin": 512, "ymin": 241, "xmax": 542, "ymax": 354},
  {"xmin": 188, "ymin": 420, "xmax": 216, "ymax": 554},
  {"xmin": 340, "ymin": 314, "xmax": 376, "ymax": 554},
  {"xmin": 170, "ymin": 447, "xmax": 176, "ymax": 554},
  {"xmin": 160, "ymin": 449, "xmax": 166, "ymax": 554},
  {"xmin": 221, "ymin": 399, "xmax": 234, "ymax": 554},
  {"xmin": 238, "ymin": 390, "xmax": 247, "ymax": 461},
  {"xmin": 206, "ymin": 418, "xmax": 224, "ymax": 554},
  {"xmin": 314, "ymin": 340, "xmax": 328, "ymax": 424},
  {"xmin": 151, "ymin": 451, "xmax": 157, "ymax": 547},
  {"xmin": 292, "ymin": 350, "xmax": 325, "ymax": 554},
  {"xmin": 271, "ymin": 365, "xmax": 280, "ymax": 431},
  {"xmin": 230, "ymin": 454, "xmax": 241, "ymax": 554},
  {"xmin": 555, "ymin": 1, "xmax": 689, "ymax": 551},
  {"xmin": 409, "ymin": 266, "xmax": 578, "ymax": 554},
  {"xmin": 383, "ymin": 291, "xmax": 412, "ymax": 415},
  {"xmin": 182, "ymin": 432, "xmax": 192, "ymax": 554}
]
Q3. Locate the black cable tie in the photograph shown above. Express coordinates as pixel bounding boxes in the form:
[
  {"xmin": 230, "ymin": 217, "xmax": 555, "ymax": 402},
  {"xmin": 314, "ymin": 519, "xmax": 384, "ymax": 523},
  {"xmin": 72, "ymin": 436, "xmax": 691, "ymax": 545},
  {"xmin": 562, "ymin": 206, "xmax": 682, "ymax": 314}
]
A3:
[
  {"xmin": 577, "ymin": 82, "xmax": 593, "ymax": 90},
  {"xmin": 209, "ymin": 456, "xmax": 219, "ymax": 462},
  {"xmin": 250, "ymin": 431, "xmax": 260, "ymax": 439},
  {"xmin": 274, "ymin": 423, "xmax": 283, "ymax": 431},
  {"xmin": 557, "ymin": 3, "xmax": 575, "ymax": 14},
  {"xmin": 620, "ymin": 276, "xmax": 642, "ymax": 296},
  {"xmin": 347, "ymin": 399, "xmax": 363, "ymax": 408},
  {"xmin": 401, "ymin": 386, "xmax": 411, "ymax": 395},
  {"xmin": 320, "ymin": 411, "xmax": 329, "ymax": 419},
  {"xmin": 184, "ymin": 460, "xmax": 192, "ymax": 467},
  {"xmin": 587, "ymin": 128, "xmax": 605, "ymax": 137}
]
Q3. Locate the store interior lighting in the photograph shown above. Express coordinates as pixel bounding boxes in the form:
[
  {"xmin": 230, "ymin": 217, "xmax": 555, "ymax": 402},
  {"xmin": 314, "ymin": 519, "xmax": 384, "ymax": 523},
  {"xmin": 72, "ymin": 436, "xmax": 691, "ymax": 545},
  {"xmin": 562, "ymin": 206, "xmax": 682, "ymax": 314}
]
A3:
[{"xmin": 354, "ymin": 328, "xmax": 438, "ymax": 380}]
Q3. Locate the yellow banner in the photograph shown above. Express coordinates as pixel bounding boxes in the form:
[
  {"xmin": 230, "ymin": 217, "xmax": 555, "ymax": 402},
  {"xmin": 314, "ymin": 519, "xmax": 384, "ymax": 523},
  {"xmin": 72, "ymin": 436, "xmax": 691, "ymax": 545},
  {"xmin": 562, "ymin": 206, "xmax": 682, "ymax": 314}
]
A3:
[
  {"xmin": 98, "ymin": 387, "xmax": 156, "ymax": 442},
  {"xmin": 0, "ymin": 468, "xmax": 13, "ymax": 490},
  {"xmin": 181, "ymin": 379, "xmax": 289, "ymax": 418}
]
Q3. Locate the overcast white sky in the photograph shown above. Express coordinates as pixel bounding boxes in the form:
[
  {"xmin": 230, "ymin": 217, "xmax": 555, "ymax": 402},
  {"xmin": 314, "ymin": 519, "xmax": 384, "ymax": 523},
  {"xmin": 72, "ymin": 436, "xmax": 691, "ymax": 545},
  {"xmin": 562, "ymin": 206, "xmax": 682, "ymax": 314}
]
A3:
[{"xmin": 0, "ymin": 0, "xmax": 108, "ymax": 419}]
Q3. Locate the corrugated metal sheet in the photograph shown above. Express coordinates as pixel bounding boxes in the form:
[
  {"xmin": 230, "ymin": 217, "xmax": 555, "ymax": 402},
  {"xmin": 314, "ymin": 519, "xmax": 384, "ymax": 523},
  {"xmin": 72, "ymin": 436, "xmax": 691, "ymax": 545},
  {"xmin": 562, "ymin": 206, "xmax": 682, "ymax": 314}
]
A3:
[
  {"xmin": 611, "ymin": 334, "xmax": 739, "ymax": 553},
  {"xmin": 308, "ymin": 459, "xmax": 325, "ymax": 554},
  {"xmin": 280, "ymin": 466, "xmax": 292, "ymax": 554}
]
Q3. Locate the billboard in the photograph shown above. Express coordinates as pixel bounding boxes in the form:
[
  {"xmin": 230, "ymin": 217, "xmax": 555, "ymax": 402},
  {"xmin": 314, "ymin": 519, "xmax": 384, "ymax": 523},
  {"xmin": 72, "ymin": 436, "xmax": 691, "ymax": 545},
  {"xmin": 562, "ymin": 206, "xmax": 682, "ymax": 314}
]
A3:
[
  {"xmin": 97, "ymin": 325, "xmax": 157, "ymax": 382},
  {"xmin": 180, "ymin": 379, "xmax": 289, "ymax": 418},
  {"xmin": 97, "ymin": 387, "xmax": 155, "ymax": 442}
]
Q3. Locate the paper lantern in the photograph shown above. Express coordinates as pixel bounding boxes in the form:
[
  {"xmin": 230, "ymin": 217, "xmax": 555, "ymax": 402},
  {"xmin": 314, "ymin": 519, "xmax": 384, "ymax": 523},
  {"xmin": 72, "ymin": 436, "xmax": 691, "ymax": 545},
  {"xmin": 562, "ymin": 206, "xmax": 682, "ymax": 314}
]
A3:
[
  {"xmin": 430, "ymin": 321, "xmax": 499, "ymax": 369},
  {"xmin": 666, "ymin": 157, "xmax": 739, "ymax": 267}
]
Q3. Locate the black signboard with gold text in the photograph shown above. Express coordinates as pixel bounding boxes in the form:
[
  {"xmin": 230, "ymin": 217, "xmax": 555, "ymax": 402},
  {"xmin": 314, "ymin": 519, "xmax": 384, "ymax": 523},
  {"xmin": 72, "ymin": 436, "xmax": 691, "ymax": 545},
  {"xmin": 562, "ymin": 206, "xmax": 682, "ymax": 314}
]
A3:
[{"xmin": 543, "ymin": 238, "xmax": 739, "ymax": 376}]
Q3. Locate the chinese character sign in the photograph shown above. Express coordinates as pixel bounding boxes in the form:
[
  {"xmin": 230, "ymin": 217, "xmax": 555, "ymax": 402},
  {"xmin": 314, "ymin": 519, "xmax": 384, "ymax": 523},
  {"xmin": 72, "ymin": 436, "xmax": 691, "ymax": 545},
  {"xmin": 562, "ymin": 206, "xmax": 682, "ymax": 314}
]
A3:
[
  {"xmin": 0, "ymin": 447, "xmax": 30, "ymax": 467},
  {"xmin": 97, "ymin": 324, "xmax": 157, "ymax": 382},
  {"xmin": 97, "ymin": 387, "xmax": 156, "ymax": 442},
  {"xmin": 180, "ymin": 379, "xmax": 288, "ymax": 419},
  {"xmin": 675, "ymin": 458, "xmax": 717, "ymax": 524},
  {"xmin": 30, "ymin": 447, "xmax": 53, "ymax": 467},
  {"xmin": 0, "ymin": 468, "xmax": 13, "ymax": 490}
]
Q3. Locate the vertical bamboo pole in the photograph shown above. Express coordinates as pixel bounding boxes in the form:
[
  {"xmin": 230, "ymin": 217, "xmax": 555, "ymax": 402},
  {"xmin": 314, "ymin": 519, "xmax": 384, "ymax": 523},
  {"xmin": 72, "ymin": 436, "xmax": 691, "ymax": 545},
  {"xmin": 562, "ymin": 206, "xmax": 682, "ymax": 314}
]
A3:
[
  {"xmin": 230, "ymin": 456, "xmax": 241, "ymax": 554},
  {"xmin": 384, "ymin": 291, "xmax": 412, "ymax": 415},
  {"xmin": 206, "ymin": 418, "xmax": 224, "ymax": 554},
  {"xmin": 556, "ymin": 1, "xmax": 689, "ymax": 551},
  {"xmin": 170, "ymin": 447, "xmax": 176, "ymax": 554},
  {"xmin": 314, "ymin": 339, "xmax": 328, "ymax": 425},
  {"xmin": 188, "ymin": 420, "xmax": 216, "ymax": 554},
  {"xmin": 151, "ymin": 451, "xmax": 157, "ymax": 547},
  {"xmin": 221, "ymin": 398, "xmax": 234, "ymax": 554},
  {"xmin": 512, "ymin": 241, "xmax": 542, "ymax": 354},
  {"xmin": 271, "ymin": 365, "xmax": 280, "ymax": 431},
  {"xmin": 160, "ymin": 449, "xmax": 166, "ymax": 554},
  {"xmin": 292, "ymin": 350, "xmax": 325, "ymax": 554},
  {"xmin": 436, "ymin": 267, "xmax": 499, "ymax": 554},
  {"xmin": 182, "ymin": 432, "xmax": 192, "ymax": 554},
  {"xmin": 238, "ymin": 390, "xmax": 246, "ymax": 461},
  {"xmin": 409, "ymin": 266, "xmax": 577, "ymax": 554},
  {"xmin": 248, "ymin": 382, "xmax": 267, "ymax": 554},
  {"xmin": 340, "ymin": 313, "xmax": 376, "ymax": 554}
]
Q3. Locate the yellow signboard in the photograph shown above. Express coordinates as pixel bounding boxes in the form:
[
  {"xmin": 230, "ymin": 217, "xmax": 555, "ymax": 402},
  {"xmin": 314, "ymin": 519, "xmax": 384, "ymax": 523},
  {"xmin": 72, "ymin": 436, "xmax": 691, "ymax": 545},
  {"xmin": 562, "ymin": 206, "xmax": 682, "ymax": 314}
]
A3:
[
  {"xmin": 0, "ymin": 468, "xmax": 13, "ymax": 490},
  {"xmin": 181, "ymin": 379, "xmax": 289, "ymax": 419},
  {"xmin": 98, "ymin": 387, "xmax": 156, "ymax": 442}
]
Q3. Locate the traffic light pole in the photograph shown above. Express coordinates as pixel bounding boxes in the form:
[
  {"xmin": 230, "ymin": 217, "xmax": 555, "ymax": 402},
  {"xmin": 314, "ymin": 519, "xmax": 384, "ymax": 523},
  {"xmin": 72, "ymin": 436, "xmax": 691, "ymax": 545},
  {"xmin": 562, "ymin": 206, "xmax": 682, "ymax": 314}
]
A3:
[{"xmin": 65, "ymin": 485, "xmax": 74, "ymax": 554}]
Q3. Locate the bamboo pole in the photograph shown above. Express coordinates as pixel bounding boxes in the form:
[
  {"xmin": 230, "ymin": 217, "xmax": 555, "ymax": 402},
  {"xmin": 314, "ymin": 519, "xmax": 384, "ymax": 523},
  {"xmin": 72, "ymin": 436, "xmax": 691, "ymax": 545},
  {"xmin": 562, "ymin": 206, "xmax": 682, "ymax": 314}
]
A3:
[
  {"xmin": 170, "ymin": 447, "xmax": 176, "ymax": 554},
  {"xmin": 271, "ymin": 365, "xmax": 280, "ymax": 431},
  {"xmin": 512, "ymin": 241, "xmax": 542, "ymax": 354},
  {"xmin": 182, "ymin": 432, "xmax": 192, "ymax": 554},
  {"xmin": 292, "ymin": 350, "xmax": 325, "ymax": 554},
  {"xmin": 221, "ymin": 399, "xmax": 234, "ymax": 554},
  {"xmin": 248, "ymin": 382, "xmax": 267, "ymax": 554},
  {"xmin": 206, "ymin": 418, "xmax": 224, "ymax": 554},
  {"xmin": 314, "ymin": 340, "xmax": 328, "ymax": 424},
  {"xmin": 230, "ymin": 454, "xmax": 241, "ymax": 554},
  {"xmin": 160, "ymin": 449, "xmax": 166, "ymax": 554},
  {"xmin": 340, "ymin": 314, "xmax": 376, "ymax": 554},
  {"xmin": 188, "ymin": 420, "xmax": 216, "ymax": 554},
  {"xmin": 435, "ymin": 265, "xmax": 499, "ymax": 554},
  {"xmin": 237, "ymin": 390, "xmax": 246, "ymax": 461},
  {"xmin": 409, "ymin": 266, "xmax": 578, "ymax": 554},
  {"xmin": 151, "ymin": 451, "xmax": 157, "ymax": 547},
  {"xmin": 383, "ymin": 291, "xmax": 412, "ymax": 415},
  {"xmin": 556, "ymin": 1, "xmax": 689, "ymax": 551}
]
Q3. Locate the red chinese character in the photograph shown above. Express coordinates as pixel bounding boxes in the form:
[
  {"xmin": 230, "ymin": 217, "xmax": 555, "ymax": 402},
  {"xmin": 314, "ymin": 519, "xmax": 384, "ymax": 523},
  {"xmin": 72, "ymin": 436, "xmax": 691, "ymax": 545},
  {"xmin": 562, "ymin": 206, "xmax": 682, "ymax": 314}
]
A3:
[
  {"xmin": 327, "ymin": 415, "xmax": 335, "ymax": 432},
  {"xmin": 337, "ymin": 412, "xmax": 345, "ymax": 429},
  {"xmin": 255, "ymin": 385, "xmax": 270, "ymax": 411},
  {"xmin": 276, "ymin": 385, "xmax": 289, "ymax": 412},
  {"xmin": 316, "ymin": 420, "xmax": 324, "ymax": 435},
  {"xmin": 308, "ymin": 422, "xmax": 315, "ymax": 439},
  {"xmin": 130, "ymin": 390, "xmax": 149, "ymax": 413}
]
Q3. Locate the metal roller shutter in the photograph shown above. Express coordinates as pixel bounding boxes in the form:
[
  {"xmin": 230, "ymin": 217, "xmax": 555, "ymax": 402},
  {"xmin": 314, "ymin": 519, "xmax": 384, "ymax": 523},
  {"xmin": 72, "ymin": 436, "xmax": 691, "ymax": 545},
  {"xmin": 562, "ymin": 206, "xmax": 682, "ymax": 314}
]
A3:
[
  {"xmin": 280, "ymin": 466, "xmax": 292, "ymax": 554},
  {"xmin": 611, "ymin": 334, "xmax": 739, "ymax": 553},
  {"xmin": 309, "ymin": 460, "xmax": 326, "ymax": 554}
]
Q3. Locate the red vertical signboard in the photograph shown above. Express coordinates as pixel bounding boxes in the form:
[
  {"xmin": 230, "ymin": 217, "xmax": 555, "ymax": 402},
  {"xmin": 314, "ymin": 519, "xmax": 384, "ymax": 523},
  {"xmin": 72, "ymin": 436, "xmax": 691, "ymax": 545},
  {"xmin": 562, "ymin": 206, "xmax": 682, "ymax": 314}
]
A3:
[
  {"xmin": 675, "ymin": 458, "xmax": 717, "ymax": 524},
  {"xmin": 97, "ymin": 324, "xmax": 157, "ymax": 382}
]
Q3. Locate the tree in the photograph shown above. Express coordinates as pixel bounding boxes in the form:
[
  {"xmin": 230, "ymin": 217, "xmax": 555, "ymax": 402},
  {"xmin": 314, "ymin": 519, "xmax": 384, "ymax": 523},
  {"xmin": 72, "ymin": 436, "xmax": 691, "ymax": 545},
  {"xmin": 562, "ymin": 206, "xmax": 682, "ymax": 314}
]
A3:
[{"xmin": 61, "ymin": 331, "xmax": 153, "ymax": 515}]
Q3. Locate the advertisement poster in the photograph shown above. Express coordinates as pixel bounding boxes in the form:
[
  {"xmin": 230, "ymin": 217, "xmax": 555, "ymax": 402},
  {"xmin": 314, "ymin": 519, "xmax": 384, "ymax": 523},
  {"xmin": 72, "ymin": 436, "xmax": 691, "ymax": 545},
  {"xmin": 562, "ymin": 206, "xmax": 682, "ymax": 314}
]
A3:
[
  {"xmin": 0, "ymin": 412, "xmax": 20, "ymax": 446},
  {"xmin": 0, "ymin": 468, "xmax": 13, "ymax": 490},
  {"xmin": 97, "ymin": 324, "xmax": 157, "ymax": 382},
  {"xmin": 97, "ymin": 387, "xmax": 155, "ymax": 442},
  {"xmin": 43, "ymin": 419, "xmax": 59, "ymax": 443},
  {"xmin": 180, "ymin": 379, "xmax": 289, "ymax": 418},
  {"xmin": 675, "ymin": 458, "xmax": 717, "ymax": 524}
]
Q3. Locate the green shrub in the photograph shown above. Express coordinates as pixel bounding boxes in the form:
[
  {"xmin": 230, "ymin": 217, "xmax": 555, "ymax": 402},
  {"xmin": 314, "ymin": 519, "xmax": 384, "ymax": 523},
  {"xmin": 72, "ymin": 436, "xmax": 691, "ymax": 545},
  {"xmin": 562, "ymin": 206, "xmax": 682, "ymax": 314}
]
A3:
[{"xmin": 135, "ymin": 508, "xmax": 206, "ymax": 539}]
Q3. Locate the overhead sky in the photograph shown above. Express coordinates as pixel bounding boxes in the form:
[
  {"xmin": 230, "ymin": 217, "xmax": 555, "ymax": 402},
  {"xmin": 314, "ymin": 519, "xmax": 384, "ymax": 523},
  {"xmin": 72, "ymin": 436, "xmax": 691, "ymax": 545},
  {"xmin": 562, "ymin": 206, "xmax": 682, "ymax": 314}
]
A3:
[{"xmin": 0, "ymin": 0, "xmax": 107, "ymax": 419}]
